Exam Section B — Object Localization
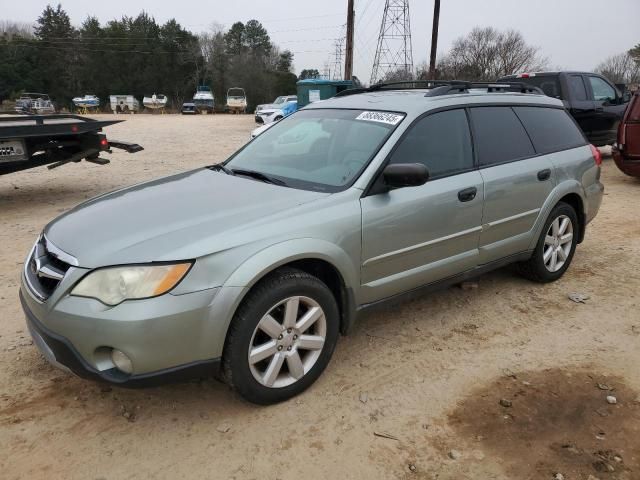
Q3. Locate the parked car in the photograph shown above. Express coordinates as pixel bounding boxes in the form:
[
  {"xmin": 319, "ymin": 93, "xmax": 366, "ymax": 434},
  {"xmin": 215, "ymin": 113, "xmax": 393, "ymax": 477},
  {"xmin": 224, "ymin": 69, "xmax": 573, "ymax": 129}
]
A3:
[
  {"xmin": 250, "ymin": 122, "xmax": 274, "ymax": 139},
  {"xmin": 181, "ymin": 102, "xmax": 198, "ymax": 115},
  {"xmin": 254, "ymin": 100, "xmax": 298, "ymax": 125},
  {"xmin": 20, "ymin": 81, "xmax": 603, "ymax": 404},
  {"xmin": 255, "ymin": 95, "xmax": 297, "ymax": 115},
  {"xmin": 612, "ymin": 91, "xmax": 640, "ymax": 177},
  {"xmin": 498, "ymin": 72, "xmax": 631, "ymax": 146}
]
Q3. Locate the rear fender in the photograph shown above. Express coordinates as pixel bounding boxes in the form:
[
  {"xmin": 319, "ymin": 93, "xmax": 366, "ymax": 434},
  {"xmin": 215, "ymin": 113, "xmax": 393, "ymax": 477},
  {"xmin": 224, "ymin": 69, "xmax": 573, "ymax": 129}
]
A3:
[{"xmin": 528, "ymin": 181, "xmax": 586, "ymax": 250}]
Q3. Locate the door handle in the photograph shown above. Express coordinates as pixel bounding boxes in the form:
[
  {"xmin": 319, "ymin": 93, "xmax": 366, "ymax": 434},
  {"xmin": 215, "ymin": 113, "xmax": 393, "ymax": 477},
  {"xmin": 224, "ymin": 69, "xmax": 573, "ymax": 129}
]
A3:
[
  {"xmin": 537, "ymin": 169, "xmax": 551, "ymax": 181},
  {"xmin": 458, "ymin": 187, "xmax": 477, "ymax": 202},
  {"xmin": 595, "ymin": 107, "xmax": 604, "ymax": 112}
]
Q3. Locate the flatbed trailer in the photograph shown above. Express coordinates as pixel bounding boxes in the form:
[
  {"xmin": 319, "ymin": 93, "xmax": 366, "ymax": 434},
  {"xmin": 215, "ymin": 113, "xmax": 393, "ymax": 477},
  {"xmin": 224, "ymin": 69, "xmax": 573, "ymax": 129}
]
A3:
[{"xmin": 0, "ymin": 114, "xmax": 143, "ymax": 176}]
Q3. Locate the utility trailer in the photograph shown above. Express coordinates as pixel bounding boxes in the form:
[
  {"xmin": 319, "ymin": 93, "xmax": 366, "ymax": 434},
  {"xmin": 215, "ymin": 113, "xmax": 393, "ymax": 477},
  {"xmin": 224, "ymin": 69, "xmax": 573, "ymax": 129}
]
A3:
[{"xmin": 0, "ymin": 114, "xmax": 143, "ymax": 176}]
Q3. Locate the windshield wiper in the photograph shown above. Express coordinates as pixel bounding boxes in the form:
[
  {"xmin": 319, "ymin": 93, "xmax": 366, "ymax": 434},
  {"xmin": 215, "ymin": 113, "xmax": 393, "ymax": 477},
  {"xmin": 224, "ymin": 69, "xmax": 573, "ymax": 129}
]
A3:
[
  {"xmin": 230, "ymin": 168, "xmax": 286, "ymax": 186},
  {"xmin": 208, "ymin": 163, "xmax": 235, "ymax": 175}
]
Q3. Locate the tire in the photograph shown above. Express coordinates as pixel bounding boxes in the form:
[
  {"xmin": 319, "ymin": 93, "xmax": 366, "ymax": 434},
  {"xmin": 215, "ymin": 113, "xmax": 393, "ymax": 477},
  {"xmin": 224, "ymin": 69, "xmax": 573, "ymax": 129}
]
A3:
[
  {"xmin": 222, "ymin": 268, "xmax": 340, "ymax": 405},
  {"xmin": 517, "ymin": 202, "xmax": 579, "ymax": 283}
]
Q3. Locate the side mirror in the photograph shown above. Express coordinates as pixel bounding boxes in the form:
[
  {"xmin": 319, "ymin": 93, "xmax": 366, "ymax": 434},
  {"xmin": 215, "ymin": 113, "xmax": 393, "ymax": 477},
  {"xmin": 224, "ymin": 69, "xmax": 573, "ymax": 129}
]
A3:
[
  {"xmin": 623, "ymin": 90, "xmax": 632, "ymax": 103},
  {"xmin": 382, "ymin": 163, "xmax": 429, "ymax": 189}
]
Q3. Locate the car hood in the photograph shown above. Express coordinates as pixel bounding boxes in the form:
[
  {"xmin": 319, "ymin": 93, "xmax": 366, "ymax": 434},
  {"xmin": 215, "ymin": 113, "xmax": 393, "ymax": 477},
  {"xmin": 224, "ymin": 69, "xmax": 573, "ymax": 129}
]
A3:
[{"xmin": 45, "ymin": 169, "xmax": 329, "ymax": 268}]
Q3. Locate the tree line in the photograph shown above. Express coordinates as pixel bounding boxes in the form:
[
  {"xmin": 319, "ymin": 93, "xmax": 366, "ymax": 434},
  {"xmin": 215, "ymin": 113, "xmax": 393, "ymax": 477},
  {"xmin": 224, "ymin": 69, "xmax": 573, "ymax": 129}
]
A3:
[
  {"xmin": 0, "ymin": 4, "xmax": 298, "ymax": 111},
  {"xmin": 2, "ymin": 5, "xmax": 638, "ymax": 109}
]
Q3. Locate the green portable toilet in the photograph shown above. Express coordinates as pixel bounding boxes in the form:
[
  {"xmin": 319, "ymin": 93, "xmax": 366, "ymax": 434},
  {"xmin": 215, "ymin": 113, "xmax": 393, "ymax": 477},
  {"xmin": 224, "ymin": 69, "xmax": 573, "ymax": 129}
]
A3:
[{"xmin": 296, "ymin": 79, "xmax": 354, "ymax": 107}]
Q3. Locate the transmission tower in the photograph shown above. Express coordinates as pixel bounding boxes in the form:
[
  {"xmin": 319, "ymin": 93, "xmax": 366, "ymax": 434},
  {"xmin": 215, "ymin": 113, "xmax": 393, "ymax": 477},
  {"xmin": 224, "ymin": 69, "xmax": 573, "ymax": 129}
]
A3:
[
  {"xmin": 370, "ymin": 0, "xmax": 414, "ymax": 85},
  {"xmin": 330, "ymin": 25, "xmax": 346, "ymax": 81}
]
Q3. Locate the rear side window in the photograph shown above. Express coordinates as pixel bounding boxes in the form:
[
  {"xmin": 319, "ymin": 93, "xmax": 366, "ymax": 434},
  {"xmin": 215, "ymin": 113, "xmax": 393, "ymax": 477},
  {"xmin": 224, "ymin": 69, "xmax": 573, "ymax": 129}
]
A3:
[
  {"xmin": 389, "ymin": 109, "xmax": 473, "ymax": 178},
  {"xmin": 514, "ymin": 107, "xmax": 586, "ymax": 153},
  {"xmin": 469, "ymin": 107, "xmax": 535, "ymax": 166},
  {"xmin": 515, "ymin": 76, "xmax": 562, "ymax": 99},
  {"xmin": 568, "ymin": 75, "xmax": 588, "ymax": 101}
]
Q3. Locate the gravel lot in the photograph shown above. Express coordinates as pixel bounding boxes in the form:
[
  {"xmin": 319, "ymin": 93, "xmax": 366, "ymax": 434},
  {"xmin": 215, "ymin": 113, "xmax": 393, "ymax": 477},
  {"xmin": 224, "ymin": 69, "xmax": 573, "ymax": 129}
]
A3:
[{"xmin": 1, "ymin": 114, "xmax": 639, "ymax": 479}]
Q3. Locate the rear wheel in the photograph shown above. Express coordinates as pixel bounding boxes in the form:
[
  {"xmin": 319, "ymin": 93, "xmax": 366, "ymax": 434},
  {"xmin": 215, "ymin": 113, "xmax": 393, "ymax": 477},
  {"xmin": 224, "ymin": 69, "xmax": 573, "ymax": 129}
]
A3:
[
  {"xmin": 223, "ymin": 268, "xmax": 339, "ymax": 404},
  {"xmin": 517, "ymin": 202, "xmax": 579, "ymax": 283}
]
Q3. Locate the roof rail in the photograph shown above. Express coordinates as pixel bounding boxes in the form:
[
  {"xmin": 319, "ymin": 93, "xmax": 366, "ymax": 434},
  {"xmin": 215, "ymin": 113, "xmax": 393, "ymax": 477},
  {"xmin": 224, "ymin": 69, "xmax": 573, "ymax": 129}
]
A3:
[
  {"xmin": 333, "ymin": 80, "xmax": 543, "ymax": 98},
  {"xmin": 424, "ymin": 81, "xmax": 544, "ymax": 97}
]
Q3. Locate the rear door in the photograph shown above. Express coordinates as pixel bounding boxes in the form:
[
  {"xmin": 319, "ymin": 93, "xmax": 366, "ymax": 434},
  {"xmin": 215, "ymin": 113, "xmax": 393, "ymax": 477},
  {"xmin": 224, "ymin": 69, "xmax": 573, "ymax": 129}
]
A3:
[
  {"xmin": 360, "ymin": 108, "xmax": 483, "ymax": 304},
  {"xmin": 564, "ymin": 74, "xmax": 597, "ymax": 138},
  {"xmin": 469, "ymin": 106, "xmax": 556, "ymax": 264},
  {"xmin": 586, "ymin": 74, "xmax": 627, "ymax": 145}
]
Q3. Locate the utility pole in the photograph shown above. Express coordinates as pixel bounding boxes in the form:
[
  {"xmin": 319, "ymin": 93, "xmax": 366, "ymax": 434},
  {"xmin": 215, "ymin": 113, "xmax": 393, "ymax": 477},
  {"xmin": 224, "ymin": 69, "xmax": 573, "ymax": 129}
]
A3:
[
  {"xmin": 344, "ymin": 0, "xmax": 355, "ymax": 80},
  {"xmin": 428, "ymin": 0, "xmax": 440, "ymax": 79}
]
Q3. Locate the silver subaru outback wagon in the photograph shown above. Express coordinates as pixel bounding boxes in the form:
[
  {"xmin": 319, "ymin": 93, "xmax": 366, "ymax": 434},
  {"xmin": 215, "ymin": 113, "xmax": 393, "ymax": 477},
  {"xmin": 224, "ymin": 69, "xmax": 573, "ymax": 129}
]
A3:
[{"xmin": 20, "ymin": 82, "xmax": 604, "ymax": 404}]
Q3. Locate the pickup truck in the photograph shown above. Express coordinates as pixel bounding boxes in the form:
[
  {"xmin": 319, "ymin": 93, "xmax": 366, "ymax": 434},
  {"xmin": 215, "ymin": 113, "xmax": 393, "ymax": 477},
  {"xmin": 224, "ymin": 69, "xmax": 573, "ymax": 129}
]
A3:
[
  {"xmin": 498, "ymin": 71, "xmax": 631, "ymax": 146},
  {"xmin": 0, "ymin": 114, "xmax": 142, "ymax": 176}
]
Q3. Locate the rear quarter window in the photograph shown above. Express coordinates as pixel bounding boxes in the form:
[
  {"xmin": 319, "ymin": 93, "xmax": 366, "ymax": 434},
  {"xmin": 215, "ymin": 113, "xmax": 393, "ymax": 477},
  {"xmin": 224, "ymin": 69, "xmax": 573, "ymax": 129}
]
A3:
[{"xmin": 513, "ymin": 107, "xmax": 587, "ymax": 154}]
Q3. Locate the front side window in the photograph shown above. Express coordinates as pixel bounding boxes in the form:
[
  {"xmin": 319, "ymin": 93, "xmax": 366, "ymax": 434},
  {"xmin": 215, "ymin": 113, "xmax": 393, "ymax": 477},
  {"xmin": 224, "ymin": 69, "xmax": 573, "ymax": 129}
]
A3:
[
  {"xmin": 470, "ymin": 107, "xmax": 535, "ymax": 166},
  {"xmin": 388, "ymin": 109, "xmax": 473, "ymax": 179},
  {"xmin": 227, "ymin": 109, "xmax": 403, "ymax": 192},
  {"xmin": 589, "ymin": 76, "xmax": 616, "ymax": 102}
]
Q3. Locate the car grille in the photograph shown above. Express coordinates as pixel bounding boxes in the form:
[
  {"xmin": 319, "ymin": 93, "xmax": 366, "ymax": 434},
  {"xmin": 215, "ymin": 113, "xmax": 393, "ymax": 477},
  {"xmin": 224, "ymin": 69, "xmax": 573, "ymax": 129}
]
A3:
[{"xmin": 24, "ymin": 236, "xmax": 73, "ymax": 301}]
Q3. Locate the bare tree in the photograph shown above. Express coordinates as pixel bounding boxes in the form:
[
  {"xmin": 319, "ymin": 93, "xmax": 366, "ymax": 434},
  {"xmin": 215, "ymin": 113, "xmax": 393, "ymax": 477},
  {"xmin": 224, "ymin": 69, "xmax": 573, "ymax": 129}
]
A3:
[
  {"xmin": 595, "ymin": 52, "xmax": 640, "ymax": 84},
  {"xmin": 434, "ymin": 27, "xmax": 547, "ymax": 81},
  {"xmin": 0, "ymin": 20, "xmax": 34, "ymax": 38},
  {"xmin": 381, "ymin": 67, "xmax": 414, "ymax": 83}
]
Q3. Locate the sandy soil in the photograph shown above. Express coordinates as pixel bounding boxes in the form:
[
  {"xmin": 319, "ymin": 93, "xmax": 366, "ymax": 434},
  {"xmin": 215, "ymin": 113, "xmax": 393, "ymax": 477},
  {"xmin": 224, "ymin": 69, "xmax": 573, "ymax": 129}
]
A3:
[{"xmin": 1, "ymin": 114, "xmax": 639, "ymax": 480}]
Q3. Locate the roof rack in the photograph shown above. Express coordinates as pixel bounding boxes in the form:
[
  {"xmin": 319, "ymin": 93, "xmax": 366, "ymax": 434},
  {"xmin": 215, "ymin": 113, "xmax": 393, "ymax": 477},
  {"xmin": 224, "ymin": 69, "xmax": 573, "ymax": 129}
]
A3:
[{"xmin": 334, "ymin": 80, "xmax": 543, "ymax": 98}]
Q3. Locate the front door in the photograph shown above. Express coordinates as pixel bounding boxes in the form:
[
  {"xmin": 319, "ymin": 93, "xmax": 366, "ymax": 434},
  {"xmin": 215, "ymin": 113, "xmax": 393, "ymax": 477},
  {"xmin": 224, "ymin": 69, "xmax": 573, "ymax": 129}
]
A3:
[
  {"xmin": 587, "ymin": 75, "xmax": 628, "ymax": 145},
  {"xmin": 360, "ymin": 109, "xmax": 483, "ymax": 304}
]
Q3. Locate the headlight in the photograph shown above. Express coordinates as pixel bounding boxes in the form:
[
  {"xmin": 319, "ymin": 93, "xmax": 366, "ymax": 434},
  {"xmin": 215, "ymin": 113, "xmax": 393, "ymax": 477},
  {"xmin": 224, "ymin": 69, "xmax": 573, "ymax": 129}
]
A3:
[{"xmin": 71, "ymin": 263, "xmax": 192, "ymax": 306}]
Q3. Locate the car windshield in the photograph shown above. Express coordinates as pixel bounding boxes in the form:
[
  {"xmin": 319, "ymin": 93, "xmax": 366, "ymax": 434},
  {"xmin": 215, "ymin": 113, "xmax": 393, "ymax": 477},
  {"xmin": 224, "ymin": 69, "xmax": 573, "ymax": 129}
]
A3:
[
  {"xmin": 226, "ymin": 109, "xmax": 404, "ymax": 192},
  {"xmin": 228, "ymin": 89, "xmax": 245, "ymax": 97},
  {"xmin": 273, "ymin": 96, "xmax": 287, "ymax": 104}
]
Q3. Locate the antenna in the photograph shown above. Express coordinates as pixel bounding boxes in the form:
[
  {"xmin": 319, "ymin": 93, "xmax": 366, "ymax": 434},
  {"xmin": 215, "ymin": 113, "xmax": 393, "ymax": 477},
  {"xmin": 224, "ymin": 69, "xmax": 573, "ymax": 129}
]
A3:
[{"xmin": 370, "ymin": 0, "xmax": 414, "ymax": 85}]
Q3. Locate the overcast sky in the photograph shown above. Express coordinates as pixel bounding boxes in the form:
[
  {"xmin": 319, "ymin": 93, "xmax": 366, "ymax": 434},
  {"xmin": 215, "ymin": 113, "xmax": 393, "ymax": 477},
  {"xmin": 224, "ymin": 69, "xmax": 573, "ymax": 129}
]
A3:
[{"xmin": 5, "ymin": 0, "xmax": 639, "ymax": 82}]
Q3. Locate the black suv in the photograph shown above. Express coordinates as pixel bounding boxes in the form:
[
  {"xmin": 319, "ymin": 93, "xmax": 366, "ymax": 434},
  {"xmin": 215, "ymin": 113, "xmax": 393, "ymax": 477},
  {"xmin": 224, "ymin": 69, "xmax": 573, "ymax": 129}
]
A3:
[{"xmin": 498, "ymin": 72, "xmax": 631, "ymax": 146}]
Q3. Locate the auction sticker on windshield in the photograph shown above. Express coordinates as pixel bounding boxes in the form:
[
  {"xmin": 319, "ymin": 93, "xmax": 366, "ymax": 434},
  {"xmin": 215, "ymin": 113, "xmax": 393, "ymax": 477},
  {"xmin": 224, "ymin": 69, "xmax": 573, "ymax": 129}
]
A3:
[{"xmin": 355, "ymin": 111, "xmax": 404, "ymax": 125}]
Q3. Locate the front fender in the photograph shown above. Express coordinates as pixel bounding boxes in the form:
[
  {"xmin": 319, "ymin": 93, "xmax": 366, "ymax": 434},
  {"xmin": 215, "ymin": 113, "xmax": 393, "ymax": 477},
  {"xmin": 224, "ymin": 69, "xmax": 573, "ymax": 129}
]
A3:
[{"xmin": 223, "ymin": 238, "xmax": 359, "ymax": 291}]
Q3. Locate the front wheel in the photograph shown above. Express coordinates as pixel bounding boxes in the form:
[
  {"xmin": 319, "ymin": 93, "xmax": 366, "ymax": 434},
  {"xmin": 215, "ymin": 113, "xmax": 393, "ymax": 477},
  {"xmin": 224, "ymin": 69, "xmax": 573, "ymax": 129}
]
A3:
[
  {"xmin": 517, "ymin": 202, "xmax": 579, "ymax": 283},
  {"xmin": 223, "ymin": 268, "xmax": 340, "ymax": 404}
]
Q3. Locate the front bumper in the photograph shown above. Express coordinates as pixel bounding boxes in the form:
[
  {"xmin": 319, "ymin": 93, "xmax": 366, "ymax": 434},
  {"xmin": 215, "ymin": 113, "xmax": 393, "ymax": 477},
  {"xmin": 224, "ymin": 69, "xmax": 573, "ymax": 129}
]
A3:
[
  {"xmin": 21, "ymin": 291, "xmax": 220, "ymax": 387},
  {"xmin": 18, "ymin": 254, "xmax": 245, "ymax": 386}
]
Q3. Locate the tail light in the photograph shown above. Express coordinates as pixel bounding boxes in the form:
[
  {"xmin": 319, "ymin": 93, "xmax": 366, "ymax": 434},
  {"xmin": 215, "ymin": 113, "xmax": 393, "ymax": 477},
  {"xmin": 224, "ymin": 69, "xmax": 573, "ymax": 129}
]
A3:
[
  {"xmin": 590, "ymin": 144, "xmax": 602, "ymax": 167},
  {"xmin": 100, "ymin": 137, "xmax": 109, "ymax": 149}
]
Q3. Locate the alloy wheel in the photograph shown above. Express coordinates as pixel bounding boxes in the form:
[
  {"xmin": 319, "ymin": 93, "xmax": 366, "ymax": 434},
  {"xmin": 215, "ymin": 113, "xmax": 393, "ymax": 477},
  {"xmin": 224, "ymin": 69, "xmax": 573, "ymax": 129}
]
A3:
[
  {"xmin": 248, "ymin": 296, "xmax": 326, "ymax": 388},
  {"xmin": 543, "ymin": 214, "xmax": 574, "ymax": 272}
]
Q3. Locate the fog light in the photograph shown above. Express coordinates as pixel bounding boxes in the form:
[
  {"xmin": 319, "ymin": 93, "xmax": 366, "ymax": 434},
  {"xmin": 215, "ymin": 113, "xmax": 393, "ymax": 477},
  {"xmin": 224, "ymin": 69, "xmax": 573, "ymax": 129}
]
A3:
[{"xmin": 111, "ymin": 349, "xmax": 133, "ymax": 374}]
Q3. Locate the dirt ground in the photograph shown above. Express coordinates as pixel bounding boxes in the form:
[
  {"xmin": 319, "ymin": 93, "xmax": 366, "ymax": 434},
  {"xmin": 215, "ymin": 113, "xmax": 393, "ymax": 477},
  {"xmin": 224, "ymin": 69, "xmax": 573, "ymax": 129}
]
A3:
[{"xmin": 1, "ymin": 114, "xmax": 639, "ymax": 480}]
